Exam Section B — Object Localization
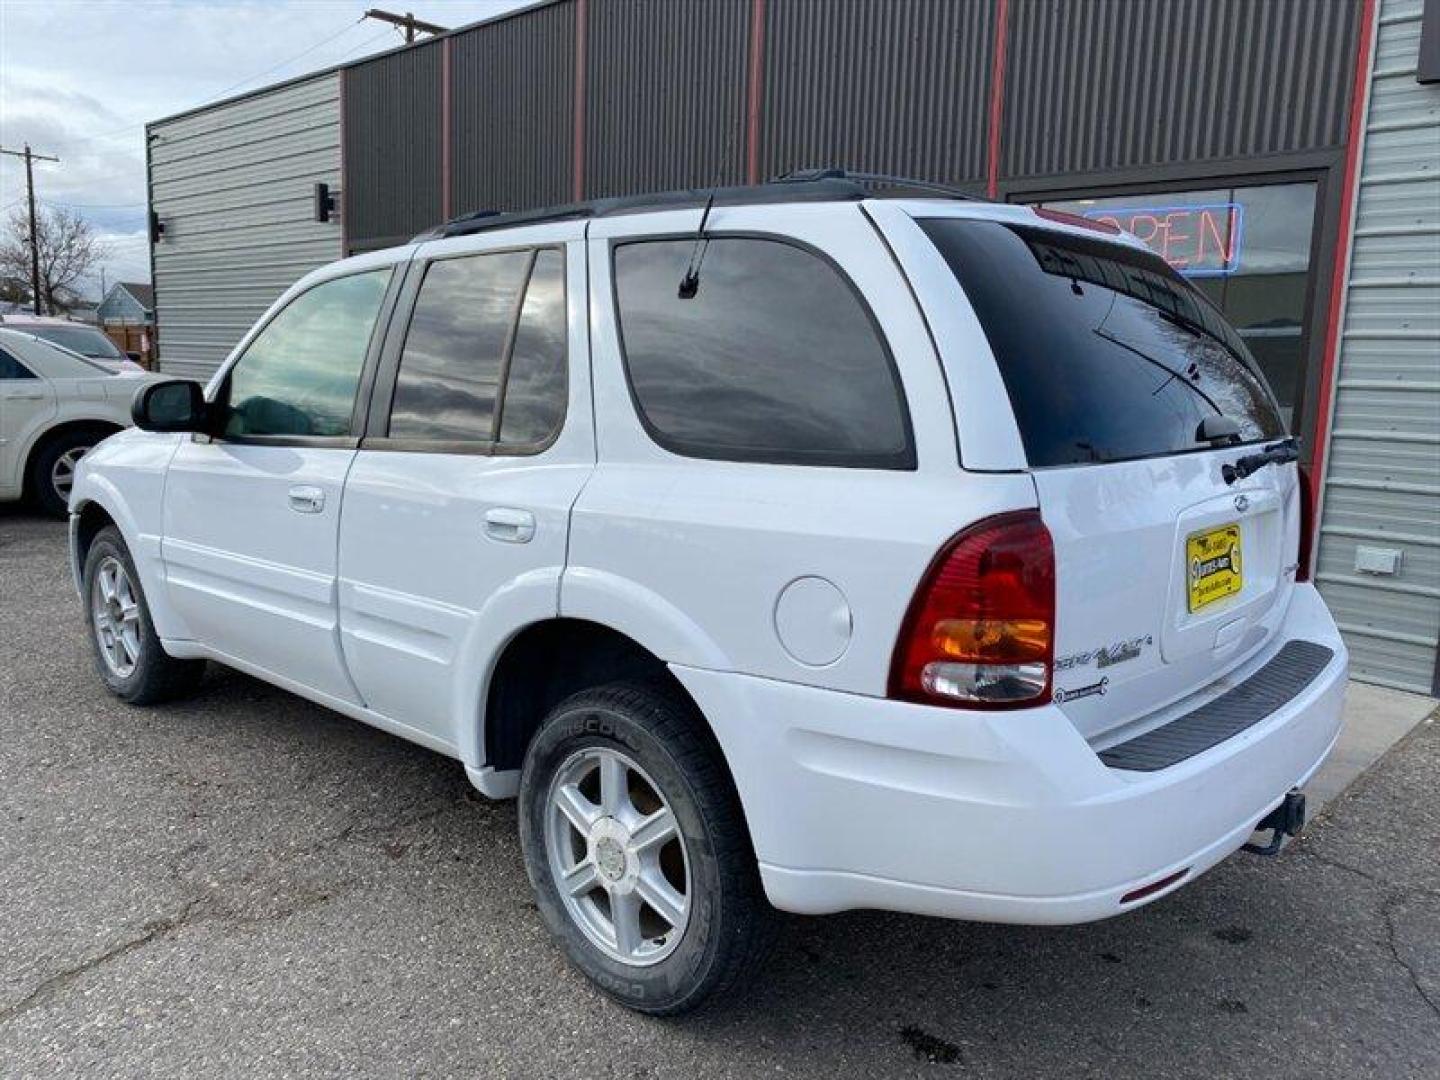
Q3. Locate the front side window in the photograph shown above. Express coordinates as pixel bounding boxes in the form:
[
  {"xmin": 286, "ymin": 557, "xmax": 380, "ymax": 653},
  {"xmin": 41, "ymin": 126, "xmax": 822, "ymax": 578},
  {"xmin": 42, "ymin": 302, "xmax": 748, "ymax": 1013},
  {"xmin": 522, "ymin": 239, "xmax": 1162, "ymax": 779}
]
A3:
[
  {"xmin": 388, "ymin": 247, "xmax": 568, "ymax": 447},
  {"xmin": 613, "ymin": 238, "xmax": 913, "ymax": 468},
  {"xmin": 221, "ymin": 269, "xmax": 392, "ymax": 438},
  {"xmin": 0, "ymin": 348, "xmax": 37, "ymax": 380}
]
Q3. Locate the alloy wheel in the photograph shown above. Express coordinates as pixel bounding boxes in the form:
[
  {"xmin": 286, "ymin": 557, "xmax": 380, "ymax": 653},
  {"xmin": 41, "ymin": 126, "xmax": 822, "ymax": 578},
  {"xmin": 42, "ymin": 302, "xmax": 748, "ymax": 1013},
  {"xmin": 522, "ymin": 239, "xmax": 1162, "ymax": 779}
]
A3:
[
  {"xmin": 50, "ymin": 445, "xmax": 89, "ymax": 503},
  {"xmin": 544, "ymin": 746, "xmax": 691, "ymax": 966},
  {"xmin": 92, "ymin": 555, "xmax": 141, "ymax": 678}
]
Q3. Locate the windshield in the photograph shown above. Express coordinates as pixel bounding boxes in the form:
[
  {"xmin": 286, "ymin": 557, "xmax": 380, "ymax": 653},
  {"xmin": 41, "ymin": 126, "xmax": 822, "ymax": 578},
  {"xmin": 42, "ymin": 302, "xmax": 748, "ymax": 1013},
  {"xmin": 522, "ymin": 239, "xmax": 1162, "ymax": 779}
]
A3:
[
  {"xmin": 27, "ymin": 325, "xmax": 125, "ymax": 361},
  {"xmin": 921, "ymin": 218, "xmax": 1286, "ymax": 467}
]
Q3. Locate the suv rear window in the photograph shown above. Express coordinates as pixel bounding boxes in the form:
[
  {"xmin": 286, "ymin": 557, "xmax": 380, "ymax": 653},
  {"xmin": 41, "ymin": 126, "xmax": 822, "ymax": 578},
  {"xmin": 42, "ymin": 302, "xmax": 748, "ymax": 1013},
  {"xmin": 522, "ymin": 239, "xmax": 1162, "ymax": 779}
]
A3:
[
  {"xmin": 613, "ymin": 237, "xmax": 913, "ymax": 469},
  {"xmin": 921, "ymin": 218, "xmax": 1286, "ymax": 468}
]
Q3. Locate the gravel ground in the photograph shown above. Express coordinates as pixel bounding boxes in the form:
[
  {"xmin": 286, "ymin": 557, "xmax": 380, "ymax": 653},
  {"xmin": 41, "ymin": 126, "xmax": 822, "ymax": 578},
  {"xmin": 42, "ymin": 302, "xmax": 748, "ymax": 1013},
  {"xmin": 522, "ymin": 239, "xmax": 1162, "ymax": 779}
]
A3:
[{"xmin": 1, "ymin": 505, "xmax": 1437, "ymax": 1079}]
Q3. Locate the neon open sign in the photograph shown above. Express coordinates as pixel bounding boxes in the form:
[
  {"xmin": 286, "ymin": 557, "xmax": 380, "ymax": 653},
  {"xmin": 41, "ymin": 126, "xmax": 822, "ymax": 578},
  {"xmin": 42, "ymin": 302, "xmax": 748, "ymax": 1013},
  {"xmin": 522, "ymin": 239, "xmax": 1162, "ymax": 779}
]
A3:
[{"xmin": 1082, "ymin": 203, "xmax": 1245, "ymax": 277}]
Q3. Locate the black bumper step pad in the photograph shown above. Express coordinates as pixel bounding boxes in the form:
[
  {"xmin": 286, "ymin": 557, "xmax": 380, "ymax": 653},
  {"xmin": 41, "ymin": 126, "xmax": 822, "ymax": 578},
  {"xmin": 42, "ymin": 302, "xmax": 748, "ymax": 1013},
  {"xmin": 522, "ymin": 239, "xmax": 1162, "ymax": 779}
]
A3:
[{"xmin": 1098, "ymin": 640, "xmax": 1336, "ymax": 773}]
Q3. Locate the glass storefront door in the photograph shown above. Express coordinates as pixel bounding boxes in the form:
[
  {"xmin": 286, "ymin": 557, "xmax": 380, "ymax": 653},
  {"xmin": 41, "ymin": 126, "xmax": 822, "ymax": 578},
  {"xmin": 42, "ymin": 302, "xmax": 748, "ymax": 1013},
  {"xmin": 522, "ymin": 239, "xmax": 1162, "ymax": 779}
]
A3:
[{"xmin": 1042, "ymin": 182, "xmax": 1319, "ymax": 428}]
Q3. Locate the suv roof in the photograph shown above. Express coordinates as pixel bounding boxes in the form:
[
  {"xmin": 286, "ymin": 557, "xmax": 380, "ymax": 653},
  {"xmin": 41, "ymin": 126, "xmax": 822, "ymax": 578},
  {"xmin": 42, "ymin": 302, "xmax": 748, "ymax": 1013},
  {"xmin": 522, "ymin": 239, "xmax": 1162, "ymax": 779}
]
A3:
[{"xmin": 419, "ymin": 169, "xmax": 989, "ymax": 241}]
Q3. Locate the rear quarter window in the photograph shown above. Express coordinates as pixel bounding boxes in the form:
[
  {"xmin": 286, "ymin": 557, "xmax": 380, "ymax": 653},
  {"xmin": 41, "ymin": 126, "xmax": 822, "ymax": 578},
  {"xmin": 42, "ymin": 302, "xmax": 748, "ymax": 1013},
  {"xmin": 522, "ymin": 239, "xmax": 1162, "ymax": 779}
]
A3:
[
  {"xmin": 613, "ymin": 237, "xmax": 914, "ymax": 469},
  {"xmin": 921, "ymin": 218, "xmax": 1286, "ymax": 468}
]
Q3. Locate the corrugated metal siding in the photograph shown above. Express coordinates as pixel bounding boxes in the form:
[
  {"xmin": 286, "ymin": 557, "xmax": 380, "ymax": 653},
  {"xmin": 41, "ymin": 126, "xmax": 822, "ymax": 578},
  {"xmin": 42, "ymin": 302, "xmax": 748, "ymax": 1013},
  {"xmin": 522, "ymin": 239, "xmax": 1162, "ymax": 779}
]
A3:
[
  {"xmin": 1317, "ymin": 0, "xmax": 1440, "ymax": 694},
  {"xmin": 451, "ymin": 0, "xmax": 575, "ymax": 215},
  {"xmin": 344, "ymin": 43, "xmax": 443, "ymax": 252},
  {"xmin": 1003, "ymin": 0, "xmax": 1361, "ymax": 178},
  {"xmin": 583, "ymin": 0, "xmax": 749, "ymax": 199},
  {"xmin": 761, "ymin": 0, "xmax": 994, "ymax": 186},
  {"xmin": 149, "ymin": 74, "xmax": 343, "ymax": 380}
]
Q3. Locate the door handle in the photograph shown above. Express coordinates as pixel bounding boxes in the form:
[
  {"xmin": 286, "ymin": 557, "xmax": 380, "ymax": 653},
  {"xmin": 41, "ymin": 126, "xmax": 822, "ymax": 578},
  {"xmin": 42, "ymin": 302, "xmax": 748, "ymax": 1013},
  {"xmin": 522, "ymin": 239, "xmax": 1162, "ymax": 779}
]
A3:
[
  {"xmin": 288, "ymin": 485, "xmax": 325, "ymax": 514},
  {"xmin": 6, "ymin": 390, "xmax": 44, "ymax": 400},
  {"xmin": 484, "ymin": 507, "xmax": 536, "ymax": 543}
]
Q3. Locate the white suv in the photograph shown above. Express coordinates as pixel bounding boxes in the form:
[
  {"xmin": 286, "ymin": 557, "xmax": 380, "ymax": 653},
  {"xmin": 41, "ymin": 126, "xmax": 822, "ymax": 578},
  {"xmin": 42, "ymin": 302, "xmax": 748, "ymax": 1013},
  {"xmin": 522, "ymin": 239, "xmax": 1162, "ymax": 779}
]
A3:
[{"xmin": 69, "ymin": 176, "xmax": 1348, "ymax": 1014}]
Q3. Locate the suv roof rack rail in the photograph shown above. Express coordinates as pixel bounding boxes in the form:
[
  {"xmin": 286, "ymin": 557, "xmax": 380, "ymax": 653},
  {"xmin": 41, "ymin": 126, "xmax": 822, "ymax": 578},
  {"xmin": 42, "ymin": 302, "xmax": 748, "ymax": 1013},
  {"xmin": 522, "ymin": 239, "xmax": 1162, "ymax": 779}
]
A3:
[{"xmin": 416, "ymin": 169, "xmax": 987, "ymax": 242}]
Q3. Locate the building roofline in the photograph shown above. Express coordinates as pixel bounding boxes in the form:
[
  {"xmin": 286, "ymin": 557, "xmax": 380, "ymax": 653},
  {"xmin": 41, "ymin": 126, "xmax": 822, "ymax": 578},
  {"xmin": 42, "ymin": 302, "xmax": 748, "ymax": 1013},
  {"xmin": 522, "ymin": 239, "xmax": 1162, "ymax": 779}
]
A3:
[{"xmin": 146, "ymin": 0, "xmax": 563, "ymax": 132}]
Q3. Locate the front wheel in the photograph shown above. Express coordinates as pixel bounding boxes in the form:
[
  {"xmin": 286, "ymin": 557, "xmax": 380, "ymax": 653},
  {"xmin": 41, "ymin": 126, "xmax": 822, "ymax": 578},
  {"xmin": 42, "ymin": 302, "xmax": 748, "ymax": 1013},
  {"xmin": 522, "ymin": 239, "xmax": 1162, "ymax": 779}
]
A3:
[
  {"xmin": 518, "ymin": 683, "xmax": 776, "ymax": 1014},
  {"xmin": 83, "ymin": 526, "xmax": 206, "ymax": 704}
]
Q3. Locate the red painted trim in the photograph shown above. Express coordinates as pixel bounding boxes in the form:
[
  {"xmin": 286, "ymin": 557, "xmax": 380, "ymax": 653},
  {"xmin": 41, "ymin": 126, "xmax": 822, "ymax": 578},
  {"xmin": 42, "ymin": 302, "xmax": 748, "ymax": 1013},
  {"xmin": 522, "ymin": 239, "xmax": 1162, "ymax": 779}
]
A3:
[
  {"xmin": 338, "ymin": 66, "xmax": 348, "ymax": 256},
  {"xmin": 572, "ymin": 0, "xmax": 588, "ymax": 201},
  {"xmin": 746, "ymin": 0, "xmax": 766, "ymax": 184},
  {"xmin": 441, "ymin": 37, "xmax": 453, "ymax": 219},
  {"xmin": 985, "ymin": 0, "xmax": 1010, "ymax": 199},
  {"xmin": 1306, "ymin": 0, "xmax": 1376, "ymax": 557}
]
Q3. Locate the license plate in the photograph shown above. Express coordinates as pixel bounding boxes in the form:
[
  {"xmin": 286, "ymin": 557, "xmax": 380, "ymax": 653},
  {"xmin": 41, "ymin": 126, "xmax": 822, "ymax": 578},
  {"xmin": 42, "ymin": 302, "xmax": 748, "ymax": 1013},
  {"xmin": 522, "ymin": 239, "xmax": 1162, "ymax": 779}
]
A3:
[{"xmin": 1187, "ymin": 523, "xmax": 1243, "ymax": 612}]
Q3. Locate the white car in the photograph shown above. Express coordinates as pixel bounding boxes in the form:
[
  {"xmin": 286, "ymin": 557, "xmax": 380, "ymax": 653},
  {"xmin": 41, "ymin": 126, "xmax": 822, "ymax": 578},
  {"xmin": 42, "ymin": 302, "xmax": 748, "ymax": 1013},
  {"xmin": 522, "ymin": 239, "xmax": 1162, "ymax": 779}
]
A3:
[
  {"xmin": 0, "ymin": 327, "xmax": 159, "ymax": 515},
  {"xmin": 0, "ymin": 314, "xmax": 147, "ymax": 374},
  {"xmin": 69, "ymin": 176, "xmax": 1348, "ymax": 1014}
]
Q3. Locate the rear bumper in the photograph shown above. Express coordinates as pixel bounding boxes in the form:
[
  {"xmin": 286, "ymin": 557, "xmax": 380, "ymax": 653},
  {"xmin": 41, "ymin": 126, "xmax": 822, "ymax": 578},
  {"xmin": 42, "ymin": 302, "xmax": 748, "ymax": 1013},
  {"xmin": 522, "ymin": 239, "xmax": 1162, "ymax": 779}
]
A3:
[{"xmin": 673, "ymin": 584, "xmax": 1347, "ymax": 924}]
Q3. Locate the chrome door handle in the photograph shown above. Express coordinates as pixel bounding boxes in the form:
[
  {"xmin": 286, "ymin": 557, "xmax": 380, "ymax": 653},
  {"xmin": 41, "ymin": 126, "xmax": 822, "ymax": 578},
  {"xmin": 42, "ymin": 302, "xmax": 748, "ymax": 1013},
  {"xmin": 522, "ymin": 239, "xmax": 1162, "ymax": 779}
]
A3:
[
  {"xmin": 288, "ymin": 485, "xmax": 325, "ymax": 513},
  {"xmin": 484, "ymin": 507, "xmax": 536, "ymax": 543}
]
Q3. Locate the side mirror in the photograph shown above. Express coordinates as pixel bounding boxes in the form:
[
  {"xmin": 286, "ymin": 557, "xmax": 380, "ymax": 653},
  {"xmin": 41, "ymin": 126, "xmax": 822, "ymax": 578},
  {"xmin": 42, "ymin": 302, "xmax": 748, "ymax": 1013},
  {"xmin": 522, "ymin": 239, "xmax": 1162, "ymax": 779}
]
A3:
[
  {"xmin": 125, "ymin": 351, "xmax": 143, "ymax": 363},
  {"xmin": 132, "ymin": 379, "xmax": 208, "ymax": 433}
]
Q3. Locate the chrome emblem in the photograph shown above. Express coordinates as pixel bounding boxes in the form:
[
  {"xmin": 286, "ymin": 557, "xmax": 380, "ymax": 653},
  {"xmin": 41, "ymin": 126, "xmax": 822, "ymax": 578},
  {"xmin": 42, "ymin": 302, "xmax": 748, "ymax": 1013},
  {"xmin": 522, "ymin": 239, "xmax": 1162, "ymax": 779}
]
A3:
[{"xmin": 1234, "ymin": 494, "xmax": 1250, "ymax": 513}]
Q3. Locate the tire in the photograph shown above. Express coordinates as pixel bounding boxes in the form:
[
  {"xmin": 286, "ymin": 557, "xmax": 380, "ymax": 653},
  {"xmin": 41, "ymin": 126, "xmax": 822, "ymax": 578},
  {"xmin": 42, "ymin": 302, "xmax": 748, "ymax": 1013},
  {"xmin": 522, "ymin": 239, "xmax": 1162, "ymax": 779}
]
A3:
[
  {"xmin": 29, "ymin": 427, "xmax": 107, "ymax": 517},
  {"xmin": 518, "ymin": 682, "xmax": 776, "ymax": 1015},
  {"xmin": 82, "ymin": 525, "xmax": 206, "ymax": 705}
]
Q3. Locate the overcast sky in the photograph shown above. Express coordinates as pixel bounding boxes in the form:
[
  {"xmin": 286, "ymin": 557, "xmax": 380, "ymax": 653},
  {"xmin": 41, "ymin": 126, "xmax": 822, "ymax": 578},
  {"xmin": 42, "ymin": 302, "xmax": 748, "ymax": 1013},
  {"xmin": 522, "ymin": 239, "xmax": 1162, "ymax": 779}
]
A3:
[{"xmin": 0, "ymin": 0, "xmax": 527, "ymax": 298}]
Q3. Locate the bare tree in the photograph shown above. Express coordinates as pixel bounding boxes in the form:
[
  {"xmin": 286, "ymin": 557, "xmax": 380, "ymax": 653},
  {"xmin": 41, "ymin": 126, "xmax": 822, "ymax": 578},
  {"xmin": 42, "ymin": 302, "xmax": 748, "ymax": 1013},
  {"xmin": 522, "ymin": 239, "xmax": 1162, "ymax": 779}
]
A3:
[{"xmin": 0, "ymin": 205, "xmax": 106, "ymax": 314}]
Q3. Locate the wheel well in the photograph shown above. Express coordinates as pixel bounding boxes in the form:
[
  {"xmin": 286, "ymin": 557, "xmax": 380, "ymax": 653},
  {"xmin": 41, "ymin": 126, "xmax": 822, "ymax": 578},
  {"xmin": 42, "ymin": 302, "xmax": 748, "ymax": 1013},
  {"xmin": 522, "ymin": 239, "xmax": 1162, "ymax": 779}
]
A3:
[
  {"xmin": 24, "ymin": 420, "xmax": 122, "ymax": 492},
  {"xmin": 74, "ymin": 501, "xmax": 118, "ymax": 569},
  {"xmin": 485, "ymin": 619, "xmax": 698, "ymax": 772}
]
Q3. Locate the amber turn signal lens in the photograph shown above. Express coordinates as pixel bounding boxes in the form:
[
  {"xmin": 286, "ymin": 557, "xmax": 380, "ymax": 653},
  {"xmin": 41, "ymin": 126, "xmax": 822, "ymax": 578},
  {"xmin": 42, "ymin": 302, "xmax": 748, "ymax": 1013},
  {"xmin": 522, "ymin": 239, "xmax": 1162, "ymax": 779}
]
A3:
[{"xmin": 931, "ymin": 618, "xmax": 1050, "ymax": 662}]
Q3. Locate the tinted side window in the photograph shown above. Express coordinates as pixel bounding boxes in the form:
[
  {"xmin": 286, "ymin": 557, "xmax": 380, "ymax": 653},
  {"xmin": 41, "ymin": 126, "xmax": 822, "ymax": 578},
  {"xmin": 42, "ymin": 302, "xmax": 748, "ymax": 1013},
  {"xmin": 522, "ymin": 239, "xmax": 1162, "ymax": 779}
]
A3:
[
  {"xmin": 223, "ymin": 269, "xmax": 391, "ymax": 438},
  {"xmin": 498, "ymin": 250, "xmax": 567, "ymax": 447},
  {"xmin": 389, "ymin": 251, "xmax": 530, "ymax": 440},
  {"xmin": 613, "ymin": 238, "xmax": 913, "ymax": 468},
  {"xmin": 0, "ymin": 348, "xmax": 37, "ymax": 379}
]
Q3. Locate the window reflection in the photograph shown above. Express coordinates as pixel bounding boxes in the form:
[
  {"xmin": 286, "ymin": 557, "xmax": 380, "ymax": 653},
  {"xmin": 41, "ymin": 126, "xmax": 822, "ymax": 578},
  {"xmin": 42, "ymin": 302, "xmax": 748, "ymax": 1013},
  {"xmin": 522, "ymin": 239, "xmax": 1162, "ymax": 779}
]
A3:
[
  {"xmin": 499, "ymin": 249, "xmax": 567, "ymax": 446},
  {"xmin": 1044, "ymin": 182, "xmax": 1318, "ymax": 424},
  {"xmin": 614, "ymin": 238, "xmax": 912, "ymax": 467},
  {"xmin": 223, "ymin": 269, "xmax": 391, "ymax": 438},
  {"xmin": 389, "ymin": 251, "xmax": 530, "ymax": 440}
]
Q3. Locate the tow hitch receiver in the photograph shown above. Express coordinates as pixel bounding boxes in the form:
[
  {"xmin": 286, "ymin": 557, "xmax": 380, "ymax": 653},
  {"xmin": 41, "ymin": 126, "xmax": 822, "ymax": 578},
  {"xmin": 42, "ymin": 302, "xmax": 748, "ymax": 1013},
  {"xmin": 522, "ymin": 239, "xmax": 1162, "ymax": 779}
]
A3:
[{"xmin": 1242, "ymin": 790, "xmax": 1306, "ymax": 857}]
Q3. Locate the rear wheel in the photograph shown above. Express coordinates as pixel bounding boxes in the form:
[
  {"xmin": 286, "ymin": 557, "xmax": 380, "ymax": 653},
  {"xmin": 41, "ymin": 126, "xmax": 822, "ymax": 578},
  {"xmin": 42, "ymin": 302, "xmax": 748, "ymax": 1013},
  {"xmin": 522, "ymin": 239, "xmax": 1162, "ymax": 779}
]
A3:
[
  {"xmin": 30, "ymin": 427, "xmax": 107, "ymax": 517},
  {"xmin": 83, "ymin": 526, "xmax": 206, "ymax": 704},
  {"xmin": 518, "ymin": 682, "xmax": 775, "ymax": 1014}
]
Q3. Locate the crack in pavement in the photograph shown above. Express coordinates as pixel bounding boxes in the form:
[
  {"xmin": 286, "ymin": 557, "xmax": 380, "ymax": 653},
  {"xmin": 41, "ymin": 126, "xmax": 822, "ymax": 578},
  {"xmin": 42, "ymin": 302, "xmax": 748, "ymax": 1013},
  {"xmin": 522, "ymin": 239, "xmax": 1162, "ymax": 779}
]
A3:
[
  {"xmin": 0, "ymin": 898, "xmax": 204, "ymax": 1026},
  {"xmin": 1381, "ymin": 892, "xmax": 1440, "ymax": 1023},
  {"xmin": 0, "ymin": 799, "xmax": 467, "ymax": 1026}
]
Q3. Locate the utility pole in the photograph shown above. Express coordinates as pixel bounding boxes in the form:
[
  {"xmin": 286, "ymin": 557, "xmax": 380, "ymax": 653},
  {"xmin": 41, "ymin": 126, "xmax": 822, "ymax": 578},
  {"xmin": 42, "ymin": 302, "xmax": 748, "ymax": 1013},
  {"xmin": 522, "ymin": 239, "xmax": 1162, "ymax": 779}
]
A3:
[
  {"xmin": 362, "ymin": 8, "xmax": 447, "ymax": 44},
  {"xmin": 0, "ymin": 143, "xmax": 60, "ymax": 315}
]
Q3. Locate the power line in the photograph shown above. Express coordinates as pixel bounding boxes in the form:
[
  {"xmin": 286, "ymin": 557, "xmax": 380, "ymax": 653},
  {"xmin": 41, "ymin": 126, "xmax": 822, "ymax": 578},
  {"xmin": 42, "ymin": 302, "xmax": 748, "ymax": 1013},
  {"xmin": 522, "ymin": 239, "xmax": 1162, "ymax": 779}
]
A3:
[{"xmin": 67, "ymin": 15, "xmax": 374, "ymax": 148}]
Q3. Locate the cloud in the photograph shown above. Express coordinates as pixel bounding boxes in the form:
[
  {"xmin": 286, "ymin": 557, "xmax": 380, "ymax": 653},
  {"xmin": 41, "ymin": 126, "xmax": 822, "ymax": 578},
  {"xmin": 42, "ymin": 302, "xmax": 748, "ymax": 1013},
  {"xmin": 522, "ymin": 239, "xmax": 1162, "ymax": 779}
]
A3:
[{"xmin": 1, "ymin": 0, "xmax": 525, "ymax": 299}]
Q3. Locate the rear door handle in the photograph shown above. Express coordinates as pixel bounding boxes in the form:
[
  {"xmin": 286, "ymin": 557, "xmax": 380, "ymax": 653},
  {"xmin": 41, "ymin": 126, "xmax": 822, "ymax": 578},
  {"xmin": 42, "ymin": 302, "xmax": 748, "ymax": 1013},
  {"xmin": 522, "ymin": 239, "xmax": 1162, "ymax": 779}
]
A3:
[
  {"xmin": 288, "ymin": 485, "xmax": 325, "ymax": 514},
  {"xmin": 484, "ymin": 507, "xmax": 536, "ymax": 543}
]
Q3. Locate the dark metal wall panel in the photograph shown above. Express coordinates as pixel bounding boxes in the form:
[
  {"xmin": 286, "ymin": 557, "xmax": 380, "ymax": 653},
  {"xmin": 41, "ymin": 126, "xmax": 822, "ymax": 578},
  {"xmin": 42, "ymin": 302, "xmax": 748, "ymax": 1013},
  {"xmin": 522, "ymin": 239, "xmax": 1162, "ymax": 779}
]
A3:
[
  {"xmin": 584, "ymin": 0, "xmax": 750, "ymax": 199},
  {"xmin": 344, "ymin": 42, "xmax": 443, "ymax": 251},
  {"xmin": 761, "ymin": 0, "xmax": 996, "ymax": 187},
  {"xmin": 451, "ymin": 0, "xmax": 576, "ymax": 215},
  {"xmin": 1003, "ymin": 0, "xmax": 1362, "ymax": 179}
]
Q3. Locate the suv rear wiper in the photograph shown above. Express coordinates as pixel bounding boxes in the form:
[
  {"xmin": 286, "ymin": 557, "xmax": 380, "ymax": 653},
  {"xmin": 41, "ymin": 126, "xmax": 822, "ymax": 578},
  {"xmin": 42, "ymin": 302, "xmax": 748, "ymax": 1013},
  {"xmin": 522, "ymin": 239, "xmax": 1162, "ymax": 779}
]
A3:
[{"xmin": 1223, "ymin": 437, "xmax": 1299, "ymax": 485}]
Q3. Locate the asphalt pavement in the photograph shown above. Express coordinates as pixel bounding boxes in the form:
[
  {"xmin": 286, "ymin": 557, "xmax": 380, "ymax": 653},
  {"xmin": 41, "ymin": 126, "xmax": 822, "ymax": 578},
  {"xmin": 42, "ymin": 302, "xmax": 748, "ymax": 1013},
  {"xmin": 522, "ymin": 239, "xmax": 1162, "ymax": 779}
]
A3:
[{"xmin": 1, "ymin": 505, "xmax": 1437, "ymax": 1079}]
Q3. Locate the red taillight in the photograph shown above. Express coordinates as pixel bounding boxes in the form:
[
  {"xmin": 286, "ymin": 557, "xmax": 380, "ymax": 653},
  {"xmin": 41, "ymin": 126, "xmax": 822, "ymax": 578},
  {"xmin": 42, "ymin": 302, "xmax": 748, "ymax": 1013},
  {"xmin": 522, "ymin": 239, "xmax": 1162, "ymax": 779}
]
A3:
[
  {"xmin": 889, "ymin": 511, "xmax": 1056, "ymax": 709},
  {"xmin": 1033, "ymin": 206, "xmax": 1121, "ymax": 235}
]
